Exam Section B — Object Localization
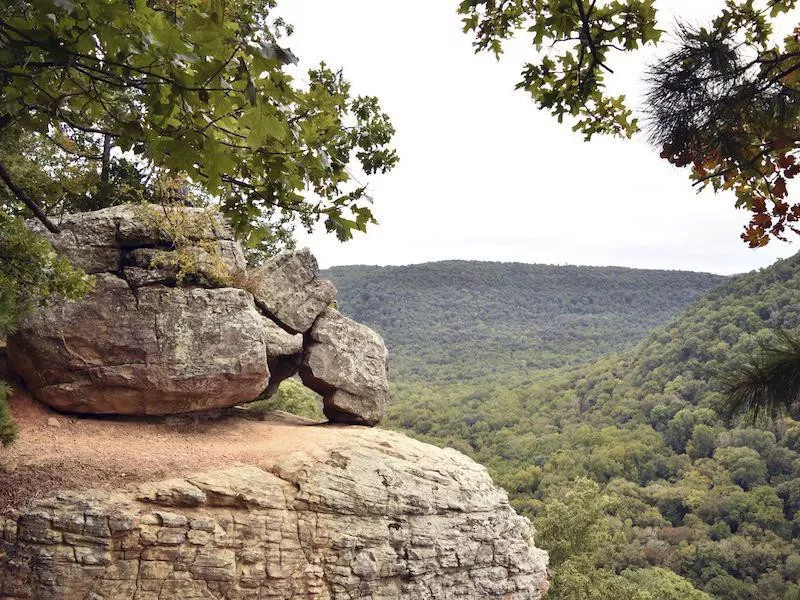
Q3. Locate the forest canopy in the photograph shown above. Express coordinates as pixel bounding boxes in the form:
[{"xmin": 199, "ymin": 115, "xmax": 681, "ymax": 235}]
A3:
[{"xmin": 326, "ymin": 252, "xmax": 800, "ymax": 600}]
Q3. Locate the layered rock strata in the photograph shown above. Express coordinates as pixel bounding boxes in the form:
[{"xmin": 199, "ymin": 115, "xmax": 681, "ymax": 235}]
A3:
[
  {"xmin": 7, "ymin": 205, "xmax": 388, "ymax": 423},
  {"xmin": 0, "ymin": 424, "xmax": 548, "ymax": 599}
]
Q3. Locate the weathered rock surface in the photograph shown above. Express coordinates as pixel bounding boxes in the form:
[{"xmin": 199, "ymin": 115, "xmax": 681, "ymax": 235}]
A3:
[
  {"xmin": 8, "ymin": 274, "xmax": 301, "ymax": 415},
  {"xmin": 248, "ymin": 248, "xmax": 337, "ymax": 334},
  {"xmin": 0, "ymin": 423, "xmax": 548, "ymax": 599},
  {"xmin": 8, "ymin": 206, "xmax": 306, "ymax": 416},
  {"xmin": 123, "ymin": 240, "xmax": 247, "ymax": 288},
  {"xmin": 9, "ymin": 205, "xmax": 389, "ymax": 424},
  {"xmin": 27, "ymin": 204, "xmax": 235, "ymax": 275},
  {"xmin": 301, "ymin": 308, "xmax": 390, "ymax": 426}
]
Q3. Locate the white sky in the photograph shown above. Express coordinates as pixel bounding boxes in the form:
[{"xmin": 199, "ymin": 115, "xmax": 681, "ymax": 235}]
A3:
[{"xmin": 278, "ymin": 1, "xmax": 798, "ymax": 275}]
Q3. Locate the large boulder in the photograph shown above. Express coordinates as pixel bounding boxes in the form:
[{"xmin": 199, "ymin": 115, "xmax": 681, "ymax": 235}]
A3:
[
  {"xmin": 301, "ymin": 308, "xmax": 390, "ymax": 425},
  {"xmin": 0, "ymin": 418, "xmax": 549, "ymax": 599},
  {"xmin": 8, "ymin": 274, "xmax": 301, "ymax": 415},
  {"xmin": 8, "ymin": 205, "xmax": 309, "ymax": 415},
  {"xmin": 248, "ymin": 248, "xmax": 337, "ymax": 334}
]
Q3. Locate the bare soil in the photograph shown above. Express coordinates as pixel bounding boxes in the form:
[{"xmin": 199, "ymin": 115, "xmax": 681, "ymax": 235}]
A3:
[{"xmin": 0, "ymin": 389, "xmax": 359, "ymax": 512}]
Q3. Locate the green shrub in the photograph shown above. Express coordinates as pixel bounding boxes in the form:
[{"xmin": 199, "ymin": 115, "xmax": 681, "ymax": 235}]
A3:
[
  {"xmin": 0, "ymin": 380, "xmax": 17, "ymax": 446},
  {"xmin": 246, "ymin": 379, "xmax": 324, "ymax": 421}
]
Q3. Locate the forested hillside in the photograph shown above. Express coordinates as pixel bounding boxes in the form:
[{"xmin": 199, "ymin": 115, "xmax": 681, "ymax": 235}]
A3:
[
  {"xmin": 330, "ymin": 254, "xmax": 800, "ymax": 599},
  {"xmin": 324, "ymin": 262, "xmax": 723, "ymax": 382}
]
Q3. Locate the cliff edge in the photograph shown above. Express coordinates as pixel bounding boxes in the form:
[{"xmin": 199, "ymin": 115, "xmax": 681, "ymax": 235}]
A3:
[
  {"xmin": 0, "ymin": 396, "xmax": 548, "ymax": 599},
  {"xmin": 0, "ymin": 205, "xmax": 548, "ymax": 599}
]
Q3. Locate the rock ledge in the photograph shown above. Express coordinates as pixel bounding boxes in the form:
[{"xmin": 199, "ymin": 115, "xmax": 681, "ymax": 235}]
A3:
[{"xmin": 0, "ymin": 413, "xmax": 548, "ymax": 599}]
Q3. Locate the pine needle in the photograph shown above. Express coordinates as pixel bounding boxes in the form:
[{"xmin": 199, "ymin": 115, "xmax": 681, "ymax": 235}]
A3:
[{"xmin": 721, "ymin": 330, "xmax": 800, "ymax": 422}]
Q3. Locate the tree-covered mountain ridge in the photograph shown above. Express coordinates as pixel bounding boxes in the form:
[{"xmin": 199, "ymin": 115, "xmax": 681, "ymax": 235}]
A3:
[
  {"xmin": 328, "ymin": 252, "xmax": 800, "ymax": 600},
  {"xmin": 323, "ymin": 260, "xmax": 724, "ymax": 383}
]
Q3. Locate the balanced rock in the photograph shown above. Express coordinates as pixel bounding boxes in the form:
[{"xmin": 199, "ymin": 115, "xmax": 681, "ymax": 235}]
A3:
[
  {"xmin": 248, "ymin": 248, "xmax": 337, "ymax": 334},
  {"xmin": 301, "ymin": 308, "xmax": 390, "ymax": 425},
  {"xmin": 8, "ymin": 274, "xmax": 301, "ymax": 415},
  {"xmin": 0, "ymin": 422, "xmax": 549, "ymax": 599},
  {"xmin": 9, "ymin": 204, "xmax": 391, "ymax": 424}
]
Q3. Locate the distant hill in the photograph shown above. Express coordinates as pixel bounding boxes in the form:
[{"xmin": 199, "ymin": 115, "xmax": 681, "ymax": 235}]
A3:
[
  {"xmin": 377, "ymin": 252, "xmax": 800, "ymax": 600},
  {"xmin": 323, "ymin": 261, "xmax": 724, "ymax": 382}
]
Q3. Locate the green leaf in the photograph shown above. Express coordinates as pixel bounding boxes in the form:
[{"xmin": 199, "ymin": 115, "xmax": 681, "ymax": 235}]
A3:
[{"xmin": 242, "ymin": 105, "xmax": 287, "ymax": 147}]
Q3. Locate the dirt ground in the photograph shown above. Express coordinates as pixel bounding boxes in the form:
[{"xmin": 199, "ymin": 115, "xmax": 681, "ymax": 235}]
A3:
[{"xmin": 0, "ymin": 390, "xmax": 355, "ymax": 512}]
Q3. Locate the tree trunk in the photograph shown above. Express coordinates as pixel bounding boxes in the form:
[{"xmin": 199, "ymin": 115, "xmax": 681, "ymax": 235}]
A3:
[{"xmin": 100, "ymin": 134, "xmax": 112, "ymax": 188}]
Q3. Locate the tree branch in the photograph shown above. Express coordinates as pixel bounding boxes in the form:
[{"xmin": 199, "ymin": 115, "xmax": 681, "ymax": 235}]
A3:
[
  {"xmin": 575, "ymin": 0, "xmax": 614, "ymax": 75},
  {"xmin": 0, "ymin": 160, "xmax": 61, "ymax": 233}
]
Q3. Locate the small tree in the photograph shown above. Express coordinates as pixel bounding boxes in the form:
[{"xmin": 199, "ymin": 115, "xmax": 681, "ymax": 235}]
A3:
[
  {"xmin": 0, "ymin": 0, "xmax": 397, "ymax": 242},
  {"xmin": 0, "ymin": 210, "xmax": 92, "ymax": 444}
]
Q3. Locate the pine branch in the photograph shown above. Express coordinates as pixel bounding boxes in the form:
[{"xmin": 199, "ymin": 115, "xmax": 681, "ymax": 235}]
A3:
[{"xmin": 722, "ymin": 330, "xmax": 800, "ymax": 421}]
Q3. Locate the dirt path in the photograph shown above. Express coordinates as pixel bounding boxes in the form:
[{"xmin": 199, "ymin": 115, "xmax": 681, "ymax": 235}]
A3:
[{"xmin": 0, "ymin": 390, "xmax": 360, "ymax": 511}]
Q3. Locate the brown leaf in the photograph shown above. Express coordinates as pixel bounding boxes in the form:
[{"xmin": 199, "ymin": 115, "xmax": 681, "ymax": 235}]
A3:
[{"xmin": 773, "ymin": 177, "xmax": 788, "ymax": 198}]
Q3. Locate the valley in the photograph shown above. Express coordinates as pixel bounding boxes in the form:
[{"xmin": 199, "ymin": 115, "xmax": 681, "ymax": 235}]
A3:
[{"xmin": 327, "ymin": 255, "xmax": 800, "ymax": 600}]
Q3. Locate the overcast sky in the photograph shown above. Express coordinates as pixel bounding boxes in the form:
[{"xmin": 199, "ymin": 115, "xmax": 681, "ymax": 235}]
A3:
[{"xmin": 277, "ymin": 1, "xmax": 798, "ymax": 275}]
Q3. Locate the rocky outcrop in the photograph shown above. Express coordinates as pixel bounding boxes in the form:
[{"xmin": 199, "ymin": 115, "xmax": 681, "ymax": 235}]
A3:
[
  {"xmin": 248, "ymin": 248, "xmax": 337, "ymax": 334},
  {"xmin": 26, "ymin": 204, "xmax": 237, "ymax": 276},
  {"xmin": 8, "ymin": 275, "xmax": 301, "ymax": 415},
  {"xmin": 2, "ymin": 206, "xmax": 551, "ymax": 599},
  {"xmin": 7, "ymin": 205, "xmax": 389, "ymax": 424},
  {"xmin": 0, "ymin": 424, "xmax": 548, "ymax": 599},
  {"xmin": 301, "ymin": 309, "xmax": 390, "ymax": 426}
]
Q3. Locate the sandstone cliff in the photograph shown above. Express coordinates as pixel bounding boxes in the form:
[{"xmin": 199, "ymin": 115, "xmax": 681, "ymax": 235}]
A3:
[{"xmin": 0, "ymin": 400, "xmax": 548, "ymax": 599}]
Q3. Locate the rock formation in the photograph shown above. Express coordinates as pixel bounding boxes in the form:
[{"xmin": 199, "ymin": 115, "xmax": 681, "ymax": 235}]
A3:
[
  {"xmin": 7, "ymin": 205, "xmax": 387, "ymax": 424},
  {"xmin": 1, "ymin": 204, "xmax": 551, "ymax": 599},
  {"xmin": 301, "ymin": 309, "xmax": 390, "ymax": 426},
  {"xmin": 0, "ymin": 415, "xmax": 549, "ymax": 599},
  {"xmin": 9, "ymin": 275, "xmax": 300, "ymax": 415},
  {"xmin": 247, "ymin": 248, "xmax": 337, "ymax": 334}
]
